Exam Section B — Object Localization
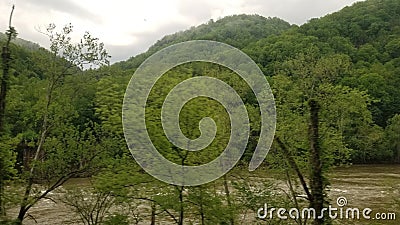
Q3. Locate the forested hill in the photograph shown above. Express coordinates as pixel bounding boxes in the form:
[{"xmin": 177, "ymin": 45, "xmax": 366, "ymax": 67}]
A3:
[
  {"xmin": 114, "ymin": 0, "xmax": 400, "ymax": 80},
  {"xmin": 108, "ymin": 0, "xmax": 400, "ymax": 163},
  {"xmin": 152, "ymin": 15, "xmax": 291, "ymax": 50},
  {"xmin": 113, "ymin": 15, "xmax": 292, "ymax": 70},
  {"xmin": 110, "ymin": 0, "xmax": 400, "ymax": 128},
  {"xmin": 243, "ymin": 0, "xmax": 400, "ymax": 129},
  {"xmin": 301, "ymin": 0, "xmax": 400, "ymax": 127},
  {"xmin": 0, "ymin": 32, "xmax": 40, "ymax": 50},
  {"xmin": 300, "ymin": 0, "xmax": 400, "ymax": 47}
]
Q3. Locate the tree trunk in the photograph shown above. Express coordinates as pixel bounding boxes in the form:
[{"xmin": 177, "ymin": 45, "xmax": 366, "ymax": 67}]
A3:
[
  {"xmin": 178, "ymin": 186, "xmax": 184, "ymax": 225},
  {"xmin": 17, "ymin": 87, "xmax": 51, "ymax": 222},
  {"xmin": 277, "ymin": 137, "xmax": 312, "ymax": 202},
  {"xmin": 199, "ymin": 187, "xmax": 205, "ymax": 225},
  {"xmin": 308, "ymin": 99, "xmax": 324, "ymax": 225},
  {"xmin": 151, "ymin": 202, "xmax": 156, "ymax": 225},
  {"xmin": 223, "ymin": 174, "xmax": 234, "ymax": 225},
  {"xmin": 0, "ymin": 5, "xmax": 15, "ymax": 217}
]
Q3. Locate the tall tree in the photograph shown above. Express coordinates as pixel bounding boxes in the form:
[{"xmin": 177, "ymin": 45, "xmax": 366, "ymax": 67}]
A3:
[
  {"xmin": 16, "ymin": 23, "xmax": 109, "ymax": 224},
  {"xmin": 271, "ymin": 50, "xmax": 373, "ymax": 224},
  {"xmin": 0, "ymin": 5, "xmax": 16, "ymax": 217}
]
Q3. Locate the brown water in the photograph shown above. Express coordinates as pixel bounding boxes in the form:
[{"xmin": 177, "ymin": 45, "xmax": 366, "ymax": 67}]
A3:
[
  {"xmin": 328, "ymin": 164, "xmax": 400, "ymax": 225},
  {"xmin": 8, "ymin": 164, "xmax": 400, "ymax": 224}
]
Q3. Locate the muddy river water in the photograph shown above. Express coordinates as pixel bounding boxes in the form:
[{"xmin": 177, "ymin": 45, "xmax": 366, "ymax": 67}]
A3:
[{"xmin": 8, "ymin": 164, "xmax": 400, "ymax": 224}]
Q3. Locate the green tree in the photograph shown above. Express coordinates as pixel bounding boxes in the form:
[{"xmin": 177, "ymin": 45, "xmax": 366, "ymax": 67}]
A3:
[
  {"xmin": 0, "ymin": 4, "xmax": 17, "ymax": 218},
  {"xmin": 270, "ymin": 50, "xmax": 373, "ymax": 224},
  {"xmin": 15, "ymin": 23, "xmax": 109, "ymax": 224},
  {"xmin": 384, "ymin": 114, "xmax": 400, "ymax": 163}
]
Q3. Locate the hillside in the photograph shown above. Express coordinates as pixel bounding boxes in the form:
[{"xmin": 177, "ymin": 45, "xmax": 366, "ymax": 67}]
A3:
[
  {"xmin": 109, "ymin": 0, "xmax": 400, "ymax": 130},
  {"xmin": 110, "ymin": 0, "xmax": 400, "ymax": 162},
  {"xmin": 243, "ymin": 0, "xmax": 400, "ymax": 129},
  {"xmin": 113, "ymin": 14, "xmax": 292, "ymax": 70},
  {"xmin": 300, "ymin": 0, "xmax": 400, "ymax": 47},
  {"xmin": 0, "ymin": 32, "xmax": 40, "ymax": 51}
]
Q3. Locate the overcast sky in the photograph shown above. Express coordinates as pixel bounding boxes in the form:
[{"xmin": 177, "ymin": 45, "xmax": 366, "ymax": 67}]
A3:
[{"xmin": 0, "ymin": 0, "xmax": 363, "ymax": 63}]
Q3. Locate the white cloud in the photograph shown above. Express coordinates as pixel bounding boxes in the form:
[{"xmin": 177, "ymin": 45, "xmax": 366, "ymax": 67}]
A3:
[{"xmin": 0, "ymin": 0, "xmax": 363, "ymax": 63}]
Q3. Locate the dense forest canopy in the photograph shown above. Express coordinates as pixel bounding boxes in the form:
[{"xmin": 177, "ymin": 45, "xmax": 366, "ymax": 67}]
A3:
[{"xmin": 1, "ymin": 0, "xmax": 400, "ymax": 224}]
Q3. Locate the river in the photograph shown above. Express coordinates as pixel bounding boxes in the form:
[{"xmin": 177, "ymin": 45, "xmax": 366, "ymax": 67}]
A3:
[{"xmin": 10, "ymin": 164, "xmax": 399, "ymax": 224}]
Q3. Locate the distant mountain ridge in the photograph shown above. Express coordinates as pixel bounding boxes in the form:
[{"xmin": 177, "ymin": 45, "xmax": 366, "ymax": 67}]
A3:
[
  {"xmin": 113, "ymin": 14, "xmax": 292, "ymax": 70},
  {"xmin": 113, "ymin": 0, "xmax": 400, "ymax": 70},
  {"xmin": 0, "ymin": 32, "xmax": 41, "ymax": 51},
  {"xmin": 2, "ymin": 0, "xmax": 399, "ymax": 70}
]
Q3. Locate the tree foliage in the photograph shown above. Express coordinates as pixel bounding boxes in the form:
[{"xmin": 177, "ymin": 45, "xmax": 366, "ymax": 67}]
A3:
[{"xmin": 1, "ymin": 0, "xmax": 400, "ymax": 223}]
